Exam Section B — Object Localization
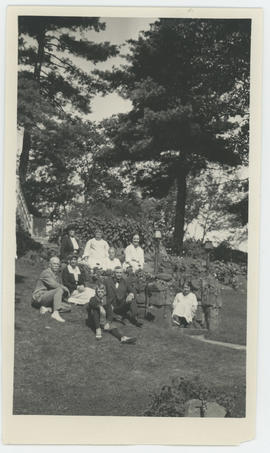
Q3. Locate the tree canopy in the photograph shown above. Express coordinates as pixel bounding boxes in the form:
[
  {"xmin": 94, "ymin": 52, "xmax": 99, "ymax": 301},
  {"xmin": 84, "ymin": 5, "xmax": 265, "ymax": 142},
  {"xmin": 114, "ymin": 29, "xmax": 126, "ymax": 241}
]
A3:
[
  {"xmin": 17, "ymin": 16, "xmax": 118, "ymax": 216},
  {"xmin": 97, "ymin": 18, "xmax": 251, "ymax": 253}
]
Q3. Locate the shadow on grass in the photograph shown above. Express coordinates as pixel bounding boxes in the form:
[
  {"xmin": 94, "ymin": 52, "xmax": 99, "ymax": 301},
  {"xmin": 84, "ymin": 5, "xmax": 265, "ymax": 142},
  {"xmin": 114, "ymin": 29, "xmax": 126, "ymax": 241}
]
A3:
[{"xmin": 15, "ymin": 274, "xmax": 27, "ymax": 284}]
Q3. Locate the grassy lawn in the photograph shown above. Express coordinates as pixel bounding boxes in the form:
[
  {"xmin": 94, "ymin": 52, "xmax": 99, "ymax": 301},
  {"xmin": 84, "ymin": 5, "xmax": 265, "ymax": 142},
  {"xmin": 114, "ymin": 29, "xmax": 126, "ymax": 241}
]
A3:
[{"xmin": 13, "ymin": 259, "xmax": 246, "ymax": 416}]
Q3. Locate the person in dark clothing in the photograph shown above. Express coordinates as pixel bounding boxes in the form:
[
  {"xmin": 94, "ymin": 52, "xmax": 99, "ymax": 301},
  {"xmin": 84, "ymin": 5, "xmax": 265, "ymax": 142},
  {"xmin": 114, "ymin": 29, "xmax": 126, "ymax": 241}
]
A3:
[
  {"xmin": 61, "ymin": 255, "xmax": 94, "ymax": 305},
  {"xmin": 60, "ymin": 226, "xmax": 80, "ymax": 262},
  {"xmin": 104, "ymin": 266, "xmax": 143, "ymax": 327},
  {"xmin": 88, "ymin": 284, "xmax": 136, "ymax": 344}
]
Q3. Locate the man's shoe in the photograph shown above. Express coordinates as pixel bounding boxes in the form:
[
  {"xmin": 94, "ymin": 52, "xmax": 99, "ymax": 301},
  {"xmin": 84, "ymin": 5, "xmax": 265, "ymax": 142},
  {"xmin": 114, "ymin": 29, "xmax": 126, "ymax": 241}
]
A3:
[
  {"xmin": 51, "ymin": 311, "xmax": 65, "ymax": 323},
  {"xmin": 96, "ymin": 328, "xmax": 102, "ymax": 340},
  {"xmin": 58, "ymin": 308, "xmax": 71, "ymax": 313},
  {"xmin": 40, "ymin": 306, "xmax": 52, "ymax": 314},
  {"xmin": 113, "ymin": 314, "xmax": 126, "ymax": 325},
  {"xmin": 121, "ymin": 336, "xmax": 137, "ymax": 344},
  {"xmin": 104, "ymin": 322, "xmax": 111, "ymax": 331}
]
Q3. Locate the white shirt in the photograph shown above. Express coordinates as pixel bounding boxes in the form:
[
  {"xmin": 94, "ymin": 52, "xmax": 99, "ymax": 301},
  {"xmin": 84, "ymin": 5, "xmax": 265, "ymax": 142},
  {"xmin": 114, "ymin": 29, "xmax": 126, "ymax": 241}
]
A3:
[
  {"xmin": 124, "ymin": 243, "xmax": 144, "ymax": 271},
  {"xmin": 70, "ymin": 237, "xmax": 79, "ymax": 251},
  {"xmin": 104, "ymin": 257, "xmax": 122, "ymax": 271},
  {"xmin": 172, "ymin": 292, "xmax": 198, "ymax": 323},
  {"xmin": 67, "ymin": 264, "xmax": 81, "ymax": 283},
  {"xmin": 83, "ymin": 238, "xmax": 109, "ymax": 269}
]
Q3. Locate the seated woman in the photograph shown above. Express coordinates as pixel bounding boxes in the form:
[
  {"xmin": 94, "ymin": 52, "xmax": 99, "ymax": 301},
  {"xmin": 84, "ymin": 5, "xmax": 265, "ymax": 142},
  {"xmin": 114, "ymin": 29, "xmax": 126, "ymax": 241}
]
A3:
[
  {"xmin": 87, "ymin": 284, "xmax": 136, "ymax": 344},
  {"xmin": 62, "ymin": 254, "xmax": 95, "ymax": 305},
  {"xmin": 104, "ymin": 247, "xmax": 122, "ymax": 271},
  {"xmin": 82, "ymin": 228, "xmax": 109, "ymax": 270},
  {"xmin": 172, "ymin": 282, "xmax": 198, "ymax": 327},
  {"xmin": 124, "ymin": 234, "xmax": 144, "ymax": 272}
]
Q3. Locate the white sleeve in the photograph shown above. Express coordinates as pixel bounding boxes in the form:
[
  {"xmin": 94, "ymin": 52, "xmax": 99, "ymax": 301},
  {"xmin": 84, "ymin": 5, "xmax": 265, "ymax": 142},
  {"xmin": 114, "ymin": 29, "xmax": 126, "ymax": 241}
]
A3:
[
  {"xmin": 191, "ymin": 293, "xmax": 198, "ymax": 310},
  {"xmin": 104, "ymin": 241, "xmax": 109, "ymax": 257},
  {"xmin": 172, "ymin": 293, "xmax": 180, "ymax": 309},
  {"xmin": 140, "ymin": 248, "xmax": 144, "ymax": 266},
  {"xmin": 83, "ymin": 240, "xmax": 91, "ymax": 258},
  {"xmin": 125, "ymin": 245, "xmax": 132, "ymax": 263}
]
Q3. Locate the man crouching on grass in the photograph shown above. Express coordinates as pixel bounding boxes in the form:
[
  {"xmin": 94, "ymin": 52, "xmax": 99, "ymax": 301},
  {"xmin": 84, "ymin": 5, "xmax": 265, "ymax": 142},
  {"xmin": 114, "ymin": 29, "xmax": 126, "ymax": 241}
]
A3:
[
  {"xmin": 88, "ymin": 284, "xmax": 136, "ymax": 344},
  {"xmin": 32, "ymin": 256, "xmax": 71, "ymax": 323}
]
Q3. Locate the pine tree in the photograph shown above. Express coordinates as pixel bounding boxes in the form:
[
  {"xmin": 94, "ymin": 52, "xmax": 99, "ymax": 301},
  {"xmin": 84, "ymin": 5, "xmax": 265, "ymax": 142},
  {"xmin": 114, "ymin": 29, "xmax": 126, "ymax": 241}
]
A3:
[
  {"xmin": 98, "ymin": 18, "xmax": 251, "ymax": 254},
  {"xmin": 18, "ymin": 16, "xmax": 118, "ymax": 214}
]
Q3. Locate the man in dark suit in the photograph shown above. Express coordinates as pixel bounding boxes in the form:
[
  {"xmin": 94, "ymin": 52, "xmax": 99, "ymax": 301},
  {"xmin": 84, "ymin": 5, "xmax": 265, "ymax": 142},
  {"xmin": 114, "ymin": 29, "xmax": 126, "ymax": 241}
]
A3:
[
  {"xmin": 60, "ymin": 226, "xmax": 80, "ymax": 262},
  {"xmin": 105, "ymin": 267, "xmax": 143, "ymax": 327}
]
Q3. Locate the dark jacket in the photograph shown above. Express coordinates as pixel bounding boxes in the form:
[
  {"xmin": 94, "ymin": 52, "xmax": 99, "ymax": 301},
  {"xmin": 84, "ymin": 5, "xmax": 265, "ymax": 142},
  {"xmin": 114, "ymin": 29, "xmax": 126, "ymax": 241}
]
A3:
[
  {"xmin": 88, "ymin": 295, "xmax": 105, "ymax": 310},
  {"xmin": 61, "ymin": 265, "xmax": 85, "ymax": 294},
  {"xmin": 60, "ymin": 234, "xmax": 80, "ymax": 261},
  {"xmin": 104, "ymin": 277, "xmax": 135, "ymax": 308}
]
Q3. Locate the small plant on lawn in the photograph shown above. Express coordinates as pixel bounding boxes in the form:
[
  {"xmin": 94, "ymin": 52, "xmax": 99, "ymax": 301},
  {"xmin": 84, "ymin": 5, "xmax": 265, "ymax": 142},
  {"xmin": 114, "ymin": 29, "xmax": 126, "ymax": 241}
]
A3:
[{"xmin": 144, "ymin": 376, "xmax": 245, "ymax": 417}]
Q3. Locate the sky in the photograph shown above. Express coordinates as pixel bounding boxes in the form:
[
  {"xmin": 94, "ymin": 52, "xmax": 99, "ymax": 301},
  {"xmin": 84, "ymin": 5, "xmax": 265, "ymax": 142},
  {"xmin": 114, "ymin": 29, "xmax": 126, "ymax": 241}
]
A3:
[{"xmin": 79, "ymin": 17, "xmax": 157, "ymax": 121}]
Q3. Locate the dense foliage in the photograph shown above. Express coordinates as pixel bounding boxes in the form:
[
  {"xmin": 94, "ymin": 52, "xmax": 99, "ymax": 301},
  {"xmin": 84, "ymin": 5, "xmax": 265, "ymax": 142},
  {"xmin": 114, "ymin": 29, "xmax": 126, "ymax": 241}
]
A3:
[
  {"xmin": 49, "ymin": 215, "xmax": 155, "ymax": 251},
  {"xmin": 16, "ymin": 217, "xmax": 42, "ymax": 258},
  {"xmin": 18, "ymin": 16, "xmax": 118, "ymax": 216},
  {"xmin": 98, "ymin": 18, "xmax": 250, "ymax": 253}
]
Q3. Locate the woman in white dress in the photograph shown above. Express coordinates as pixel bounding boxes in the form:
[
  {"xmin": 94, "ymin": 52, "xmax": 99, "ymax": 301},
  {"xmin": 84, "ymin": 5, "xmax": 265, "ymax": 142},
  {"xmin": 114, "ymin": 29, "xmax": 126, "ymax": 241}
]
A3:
[
  {"xmin": 172, "ymin": 282, "xmax": 198, "ymax": 327},
  {"xmin": 82, "ymin": 229, "xmax": 109, "ymax": 270},
  {"xmin": 104, "ymin": 247, "xmax": 122, "ymax": 271},
  {"xmin": 124, "ymin": 234, "xmax": 144, "ymax": 272}
]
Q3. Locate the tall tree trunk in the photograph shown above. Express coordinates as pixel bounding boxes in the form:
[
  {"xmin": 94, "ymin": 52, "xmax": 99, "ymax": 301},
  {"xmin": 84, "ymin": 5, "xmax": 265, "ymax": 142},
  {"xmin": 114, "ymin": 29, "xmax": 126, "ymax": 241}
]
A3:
[
  {"xmin": 34, "ymin": 28, "xmax": 46, "ymax": 81},
  {"xmin": 174, "ymin": 166, "xmax": 188, "ymax": 256},
  {"xmin": 19, "ymin": 28, "xmax": 45, "ymax": 197},
  {"xmin": 19, "ymin": 128, "xmax": 31, "ymax": 186}
]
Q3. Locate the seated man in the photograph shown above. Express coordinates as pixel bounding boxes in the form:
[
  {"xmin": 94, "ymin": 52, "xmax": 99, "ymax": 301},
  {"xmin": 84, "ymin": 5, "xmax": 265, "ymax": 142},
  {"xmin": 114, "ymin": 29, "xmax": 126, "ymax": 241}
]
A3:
[
  {"xmin": 105, "ymin": 266, "xmax": 143, "ymax": 327},
  {"xmin": 32, "ymin": 256, "xmax": 71, "ymax": 323},
  {"xmin": 87, "ymin": 284, "xmax": 136, "ymax": 344}
]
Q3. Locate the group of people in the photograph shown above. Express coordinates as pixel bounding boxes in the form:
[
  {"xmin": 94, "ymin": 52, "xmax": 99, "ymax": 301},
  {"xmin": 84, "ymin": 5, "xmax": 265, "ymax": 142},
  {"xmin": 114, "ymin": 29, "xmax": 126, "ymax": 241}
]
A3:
[
  {"xmin": 32, "ymin": 253, "xmax": 143, "ymax": 344},
  {"xmin": 31, "ymin": 227, "xmax": 199, "ymax": 343},
  {"xmin": 60, "ymin": 226, "xmax": 144, "ymax": 272}
]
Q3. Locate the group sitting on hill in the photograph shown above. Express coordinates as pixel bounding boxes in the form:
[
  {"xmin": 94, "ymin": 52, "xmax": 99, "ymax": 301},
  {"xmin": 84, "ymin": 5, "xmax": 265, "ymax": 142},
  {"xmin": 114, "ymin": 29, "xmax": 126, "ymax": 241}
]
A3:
[{"xmin": 32, "ymin": 227, "xmax": 198, "ymax": 343}]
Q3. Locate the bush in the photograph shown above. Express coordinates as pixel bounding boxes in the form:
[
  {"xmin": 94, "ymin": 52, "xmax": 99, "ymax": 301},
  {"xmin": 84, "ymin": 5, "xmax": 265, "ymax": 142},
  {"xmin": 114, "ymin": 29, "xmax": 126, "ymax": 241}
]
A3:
[
  {"xmin": 144, "ymin": 376, "xmax": 245, "ymax": 417},
  {"xmin": 49, "ymin": 215, "xmax": 155, "ymax": 251},
  {"xmin": 213, "ymin": 241, "xmax": 247, "ymax": 265},
  {"xmin": 16, "ymin": 216, "xmax": 42, "ymax": 258}
]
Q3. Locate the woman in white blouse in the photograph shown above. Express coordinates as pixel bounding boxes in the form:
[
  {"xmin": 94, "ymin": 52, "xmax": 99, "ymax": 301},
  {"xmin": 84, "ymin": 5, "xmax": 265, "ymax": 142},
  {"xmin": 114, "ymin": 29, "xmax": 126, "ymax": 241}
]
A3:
[
  {"xmin": 172, "ymin": 282, "xmax": 198, "ymax": 327},
  {"xmin": 83, "ymin": 229, "xmax": 109, "ymax": 270},
  {"xmin": 124, "ymin": 234, "xmax": 144, "ymax": 272}
]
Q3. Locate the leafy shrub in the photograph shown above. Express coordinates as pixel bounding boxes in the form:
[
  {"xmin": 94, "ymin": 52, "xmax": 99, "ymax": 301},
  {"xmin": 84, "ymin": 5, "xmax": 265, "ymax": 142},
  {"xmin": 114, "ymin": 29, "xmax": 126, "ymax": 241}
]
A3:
[
  {"xmin": 16, "ymin": 216, "xmax": 42, "ymax": 258},
  {"xmin": 144, "ymin": 376, "xmax": 245, "ymax": 417},
  {"xmin": 213, "ymin": 241, "xmax": 247, "ymax": 265},
  {"xmin": 49, "ymin": 215, "xmax": 155, "ymax": 251}
]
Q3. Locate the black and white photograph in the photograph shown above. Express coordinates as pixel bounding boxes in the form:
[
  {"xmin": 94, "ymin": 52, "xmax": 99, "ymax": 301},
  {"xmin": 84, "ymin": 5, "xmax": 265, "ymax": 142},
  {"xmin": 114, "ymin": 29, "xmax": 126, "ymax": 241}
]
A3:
[{"xmin": 2, "ymin": 4, "xmax": 263, "ymax": 445}]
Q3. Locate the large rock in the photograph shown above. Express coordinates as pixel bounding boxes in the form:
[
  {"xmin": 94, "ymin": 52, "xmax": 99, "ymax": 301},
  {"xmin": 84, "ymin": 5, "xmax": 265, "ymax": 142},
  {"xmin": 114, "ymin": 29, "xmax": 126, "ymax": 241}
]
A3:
[
  {"xmin": 204, "ymin": 402, "xmax": 226, "ymax": 418},
  {"xmin": 184, "ymin": 399, "xmax": 202, "ymax": 417}
]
